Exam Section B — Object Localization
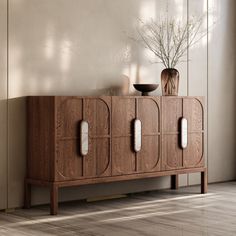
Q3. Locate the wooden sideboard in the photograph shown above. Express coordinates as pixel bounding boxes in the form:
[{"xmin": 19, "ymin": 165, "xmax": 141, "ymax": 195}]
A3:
[{"xmin": 25, "ymin": 96, "xmax": 207, "ymax": 215}]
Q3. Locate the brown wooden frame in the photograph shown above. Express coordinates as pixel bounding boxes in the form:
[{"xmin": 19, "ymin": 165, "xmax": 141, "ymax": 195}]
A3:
[{"xmin": 25, "ymin": 167, "xmax": 207, "ymax": 215}]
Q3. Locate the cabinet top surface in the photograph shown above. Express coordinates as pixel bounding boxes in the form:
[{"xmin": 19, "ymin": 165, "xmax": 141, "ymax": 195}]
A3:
[{"xmin": 27, "ymin": 95, "xmax": 204, "ymax": 98}]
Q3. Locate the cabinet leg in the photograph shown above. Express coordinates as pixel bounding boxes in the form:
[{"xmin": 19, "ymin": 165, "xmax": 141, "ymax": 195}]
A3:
[
  {"xmin": 201, "ymin": 170, "xmax": 208, "ymax": 194},
  {"xmin": 24, "ymin": 181, "xmax": 31, "ymax": 209},
  {"xmin": 171, "ymin": 175, "xmax": 179, "ymax": 190},
  {"xmin": 50, "ymin": 184, "xmax": 58, "ymax": 215}
]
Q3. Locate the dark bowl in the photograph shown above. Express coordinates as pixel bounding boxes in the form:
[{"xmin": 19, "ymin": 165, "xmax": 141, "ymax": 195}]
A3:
[{"xmin": 133, "ymin": 84, "xmax": 159, "ymax": 96}]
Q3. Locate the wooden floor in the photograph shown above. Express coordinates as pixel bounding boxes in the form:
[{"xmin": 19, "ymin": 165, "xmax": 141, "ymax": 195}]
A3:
[{"xmin": 0, "ymin": 182, "xmax": 236, "ymax": 236}]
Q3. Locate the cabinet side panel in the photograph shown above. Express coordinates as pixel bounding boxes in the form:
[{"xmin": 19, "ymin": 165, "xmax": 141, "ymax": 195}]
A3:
[{"xmin": 27, "ymin": 97, "xmax": 55, "ymax": 181}]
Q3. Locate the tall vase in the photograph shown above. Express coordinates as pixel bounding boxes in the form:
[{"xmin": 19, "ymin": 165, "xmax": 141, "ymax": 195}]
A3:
[{"xmin": 161, "ymin": 68, "xmax": 179, "ymax": 96}]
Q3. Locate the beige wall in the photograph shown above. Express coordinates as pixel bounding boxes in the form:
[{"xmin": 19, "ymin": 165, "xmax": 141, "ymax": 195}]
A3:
[
  {"xmin": 0, "ymin": 0, "xmax": 235, "ymax": 209},
  {"xmin": 208, "ymin": 0, "xmax": 236, "ymax": 182}
]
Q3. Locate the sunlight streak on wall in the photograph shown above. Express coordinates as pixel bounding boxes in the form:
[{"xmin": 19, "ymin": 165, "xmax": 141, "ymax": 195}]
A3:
[
  {"xmin": 140, "ymin": 0, "xmax": 156, "ymax": 21},
  {"xmin": 60, "ymin": 39, "xmax": 72, "ymax": 72}
]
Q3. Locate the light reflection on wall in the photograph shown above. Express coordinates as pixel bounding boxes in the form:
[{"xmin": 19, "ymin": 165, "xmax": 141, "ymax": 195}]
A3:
[
  {"xmin": 60, "ymin": 39, "xmax": 72, "ymax": 73},
  {"xmin": 45, "ymin": 24, "xmax": 55, "ymax": 60},
  {"xmin": 9, "ymin": 45, "xmax": 22, "ymax": 98},
  {"xmin": 140, "ymin": 0, "xmax": 156, "ymax": 21},
  {"xmin": 122, "ymin": 64, "xmax": 138, "ymax": 93},
  {"xmin": 121, "ymin": 0, "xmax": 158, "ymax": 92},
  {"xmin": 45, "ymin": 37, "xmax": 55, "ymax": 60},
  {"xmin": 174, "ymin": 0, "xmax": 185, "ymax": 21},
  {"xmin": 201, "ymin": 0, "xmax": 208, "ymax": 47},
  {"xmin": 208, "ymin": 0, "xmax": 217, "ymax": 44}
]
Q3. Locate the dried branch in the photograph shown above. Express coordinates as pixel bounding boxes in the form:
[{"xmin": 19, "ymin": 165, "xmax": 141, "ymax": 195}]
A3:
[{"xmin": 132, "ymin": 15, "xmax": 207, "ymax": 68}]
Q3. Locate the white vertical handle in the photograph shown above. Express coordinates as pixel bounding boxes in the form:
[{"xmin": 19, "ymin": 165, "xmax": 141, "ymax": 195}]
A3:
[
  {"xmin": 80, "ymin": 121, "xmax": 89, "ymax": 156},
  {"xmin": 134, "ymin": 119, "xmax": 142, "ymax": 152},
  {"xmin": 181, "ymin": 118, "xmax": 188, "ymax": 149}
]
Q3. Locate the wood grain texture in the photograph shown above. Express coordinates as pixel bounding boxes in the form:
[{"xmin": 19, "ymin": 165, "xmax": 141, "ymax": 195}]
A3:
[
  {"xmin": 112, "ymin": 97, "xmax": 136, "ymax": 175},
  {"xmin": 162, "ymin": 97, "xmax": 182, "ymax": 133},
  {"xmin": 137, "ymin": 97, "xmax": 161, "ymax": 173},
  {"xmin": 84, "ymin": 97, "xmax": 111, "ymax": 177},
  {"xmin": 27, "ymin": 96, "xmax": 55, "ymax": 181},
  {"xmin": 183, "ymin": 133, "xmax": 204, "ymax": 168},
  {"xmin": 183, "ymin": 97, "xmax": 204, "ymax": 168},
  {"xmin": 112, "ymin": 136, "xmax": 136, "ymax": 175},
  {"xmin": 55, "ymin": 97, "xmax": 111, "ymax": 180},
  {"xmin": 112, "ymin": 97, "xmax": 161, "ymax": 175},
  {"xmin": 183, "ymin": 97, "xmax": 204, "ymax": 132},
  {"xmin": 56, "ymin": 97, "xmax": 83, "ymax": 138},
  {"xmin": 162, "ymin": 97, "xmax": 205, "ymax": 171},
  {"xmin": 162, "ymin": 135, "xmax": 183, "ymax": 170},
  {"xmin": 27, "ymin": 167, "xmax": 207, "ymax": 188}
]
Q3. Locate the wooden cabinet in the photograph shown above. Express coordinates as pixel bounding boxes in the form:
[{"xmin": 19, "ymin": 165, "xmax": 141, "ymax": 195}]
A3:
[{"xmin": 25, "ymin": 96, "xmax": 207, "ymax": 215}]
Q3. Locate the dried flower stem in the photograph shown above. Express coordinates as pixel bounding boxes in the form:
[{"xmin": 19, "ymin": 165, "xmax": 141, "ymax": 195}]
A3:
[{"xmin": 134, "ymin": 16, "xmax": 207, "ymax": 68}]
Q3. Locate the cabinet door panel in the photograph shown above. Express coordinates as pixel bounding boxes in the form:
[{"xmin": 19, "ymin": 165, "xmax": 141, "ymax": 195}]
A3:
[
  {"xmin": 56, "ymin": 97, "xmax": 111, "ymax": 180},
  {"xmin": 56, "ymin": 140, "xmax": 83, "ymax": 181},
  {"xmin": 138, "ymin": 98, "xmax": 160, "ymax": 134},
  {"xmin": 83, "ymin": 138, "xmax": 111, "ymax": 177},
  {"xmin": 183, "ymin": 98, "xmax": 204, "ymax": 131},
  {"xmin": 162, "ymin": 135, "xmax": 183, "ymax": 170},
  {"xmin": 183, "ymin": 98, "xmax": 204, "ymax": 168},
  {"xmin": 112, "ymin": 97, "xmax": 136, "ymax": 175},
  {"xmin": 56, "ymin": 97, "xmax": 83, "ymax": 138},
  {"xmin": 112, "ymin": 137, "xmax": 136, "ymax": 175},
  {"xmin": 95, "ymin": 138, "xmax": 111, "ymax": 176},
  {"xmin": 85, "ymin": 98, "xmax": 110, "ymax": 136},
  {"xmin": 112, "ymin": 97, "xmax": 135, "ymax": 136},
  {"xmin": 162, "ymin": 97, "xmax": 183, "ymax": 170},
  {"xmin": 183, "ymin": 133, "xmax": 204, "ymax": 168},
  {"xmin": 162, "ymin": 97, "xmax": 204, "ymax": 170},
  {"xmin": 84, "ymin": 98, "xmax": 111, "ymax": 177},
  {"xmin": 138, "ymin": 98, "xmax": 161, "ymax": 172},
  {"xmin": 162, "ymin": 97, "xmax": 182, "ymax": 133},
  {"xmin": 138, "ymin": 136, "xmax": 160, "ymax": 172}
]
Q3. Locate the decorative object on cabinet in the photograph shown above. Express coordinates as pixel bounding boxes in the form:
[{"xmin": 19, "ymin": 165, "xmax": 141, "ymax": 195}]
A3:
[
  {"xmin": 133, "ymin": 84, "xmax": 159, "ymax": 96},
  {"xmin": 25, "ymin": 96, "xmax": 207, "ymax": 215},
  {"xmin": 132, "ymin": 17, "xmax": 207, "ymax": 96},
  {"xmin": 161, "ymin": 68, "xmax": 179, "ymax": 96}
]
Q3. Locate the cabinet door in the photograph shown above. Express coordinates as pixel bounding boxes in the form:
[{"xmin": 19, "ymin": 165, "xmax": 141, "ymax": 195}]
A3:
[
  {"xmin": 162, "ymin": 97, "xmax": 204, "ymax": 170},
  {"xmin": 183, "ymin": 98, "xmax": 204, "ymax": 168},
  {"xmin": 137, "ymin": 97, "xmax": 161, "ymax": 172},
  {"xmin": 84, "ymin": 97, "xmax": 111, "ymax": 177},
  {"xmin": 112, "ymin": 97, "xmax": 136, "ymax": 175},
  {"xmin": 55, "ymin": 97, "xmax": 111, "ymax": 181},
  {"xmin": 162, "ymin": 97, "xmax": 183, "ymax": 170},
  {"xmin": 112, "ymin": 97, "xmax": 161, "ymax": 176}
]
